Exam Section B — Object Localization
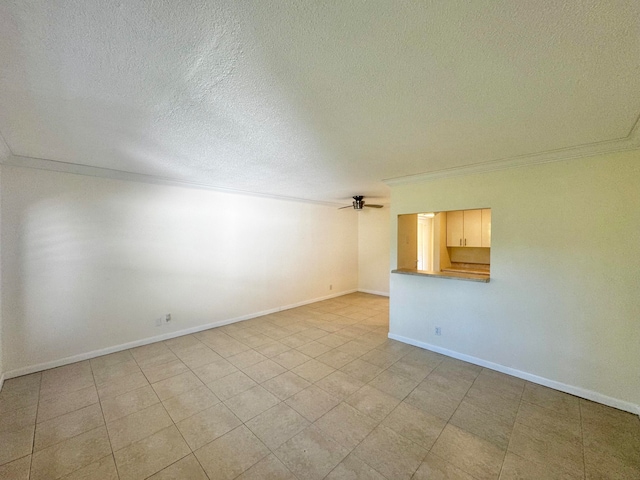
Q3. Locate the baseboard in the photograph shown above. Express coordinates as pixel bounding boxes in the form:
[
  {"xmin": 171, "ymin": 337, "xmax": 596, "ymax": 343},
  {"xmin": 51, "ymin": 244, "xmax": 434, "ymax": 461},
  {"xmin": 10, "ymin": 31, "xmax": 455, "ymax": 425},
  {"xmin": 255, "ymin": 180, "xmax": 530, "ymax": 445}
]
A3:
[
  {"xmin": 0, "ymin": 373, "xmax": 4, "ymax": 392},
  {"xmin": 357, "ymin": 289, "xmax": 390, "ymax": 297},
  {"xmin": 388, "ymin": 332, "xmax": 640, "ymax": 416},
  {"xmin": 3, "ymin": 289, "xmax": 358, "ymax": 380}
]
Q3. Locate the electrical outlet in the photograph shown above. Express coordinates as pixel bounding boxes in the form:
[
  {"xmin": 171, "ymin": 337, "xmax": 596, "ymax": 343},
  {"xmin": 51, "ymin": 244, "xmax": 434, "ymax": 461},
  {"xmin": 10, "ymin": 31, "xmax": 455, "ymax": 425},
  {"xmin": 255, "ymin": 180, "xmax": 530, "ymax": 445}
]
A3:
[
  {"xmin": 155, "ymin": 317, "xmax": 162, "ymax": 327},
  {"xmin": 435, "ymin": 327, "xmax": 441, "ymax": 336},
  {"xmin": 329, "ymin": 284, "xmax": 333, "ymax": 290},
  {"xmin": 164, "ymin": 313, "xmax": 172, "ymax": 324}
]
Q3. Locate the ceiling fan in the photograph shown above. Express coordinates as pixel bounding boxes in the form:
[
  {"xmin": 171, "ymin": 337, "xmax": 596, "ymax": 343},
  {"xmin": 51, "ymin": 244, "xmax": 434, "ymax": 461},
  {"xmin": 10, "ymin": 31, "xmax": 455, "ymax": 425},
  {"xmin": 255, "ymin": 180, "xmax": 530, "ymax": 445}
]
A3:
[{"xmin": 339, "ymin": 195, "xmax": 384, "ymax": 210}]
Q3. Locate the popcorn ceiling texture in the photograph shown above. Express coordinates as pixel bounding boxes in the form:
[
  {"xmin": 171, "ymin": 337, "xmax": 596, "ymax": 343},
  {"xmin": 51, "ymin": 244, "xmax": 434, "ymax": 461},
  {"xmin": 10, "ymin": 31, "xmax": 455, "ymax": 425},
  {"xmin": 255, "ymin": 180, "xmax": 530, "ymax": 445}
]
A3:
[{"xmin": 0, "ymin": 0, "xmax": 638, "ymax": 202}]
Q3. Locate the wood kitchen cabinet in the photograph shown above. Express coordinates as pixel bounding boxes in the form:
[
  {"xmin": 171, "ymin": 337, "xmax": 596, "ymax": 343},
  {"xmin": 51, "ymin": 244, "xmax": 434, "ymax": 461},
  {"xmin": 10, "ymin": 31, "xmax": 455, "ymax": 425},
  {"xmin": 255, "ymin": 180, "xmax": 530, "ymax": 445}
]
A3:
[
  {"xmin": 446, "ymin": 209, "xmax": 489, "ymax": 247},
  {"xmin": 481, "ymin": 208, "xmax": 491, "ymax": 247}
]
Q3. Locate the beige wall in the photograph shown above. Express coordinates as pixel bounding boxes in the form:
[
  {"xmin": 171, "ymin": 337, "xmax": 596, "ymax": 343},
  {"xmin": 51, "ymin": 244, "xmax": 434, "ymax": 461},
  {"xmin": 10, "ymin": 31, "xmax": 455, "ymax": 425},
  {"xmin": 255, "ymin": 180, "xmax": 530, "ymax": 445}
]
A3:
[
  {"xmin": 1, "ymin": 166, "xmax": 359, "ymax": 375},
  {"xmin": 357, "ymin": 208, "xmax": 390, "ymax": 295},
  {"xmin": 389, "ymin": 150, "xmax": 640, "ymax": 412},
  {"xmin": 0, "ymin": 166, "xmax": 3, "ymax": 385}
]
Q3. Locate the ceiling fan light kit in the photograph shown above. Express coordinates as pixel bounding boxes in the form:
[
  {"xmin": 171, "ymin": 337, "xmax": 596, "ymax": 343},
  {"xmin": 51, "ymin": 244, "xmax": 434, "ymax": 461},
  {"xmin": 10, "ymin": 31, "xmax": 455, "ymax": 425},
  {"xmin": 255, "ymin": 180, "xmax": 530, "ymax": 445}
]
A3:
[{"xmin": 339, "ymin": 195, "xmax": 384, "ymax": 210}]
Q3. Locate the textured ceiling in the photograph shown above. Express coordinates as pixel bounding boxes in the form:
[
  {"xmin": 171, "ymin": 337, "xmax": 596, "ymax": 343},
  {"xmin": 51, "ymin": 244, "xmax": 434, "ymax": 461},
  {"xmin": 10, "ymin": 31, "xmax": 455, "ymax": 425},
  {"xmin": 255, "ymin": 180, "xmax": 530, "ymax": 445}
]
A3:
[{"xmin": 1, "ymin": 0, "xmax": 639, "ymax": 204}]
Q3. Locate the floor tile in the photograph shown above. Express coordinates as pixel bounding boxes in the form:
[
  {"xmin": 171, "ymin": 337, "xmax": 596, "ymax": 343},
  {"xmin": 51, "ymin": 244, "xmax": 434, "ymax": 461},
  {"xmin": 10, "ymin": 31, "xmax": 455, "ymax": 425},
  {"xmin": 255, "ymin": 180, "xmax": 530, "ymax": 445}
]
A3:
[
  {"xmin": 0, "ymin": 425, "xmax": 34, "ymax": 465},
  {"xmin": 106, "ymin": 403, "xmax": 173, "ymax": 451},
  {"xmin": 195, "ymin": 425, "xmax": 270, "ymax": 480},
  {"xmin": 141, "ymin": 359, "xmax": 190, "ymax": 384},
  {"xmin": 113, "ymin": 425, "xmax": 190, "ymax": 480},
  {"xmin": 315, "ymin": 402, "xmax": 377, "ymax": 449},
  {"xmin": 583, "ymin": 444, "xmax": 640, "ymax": 480},
  {"xmin": 499, "ymin": 451, "xmax": 583, "ymax": 480},
  {"xmin": 174, "ymin": 344, "xmax": 223, "ymax": 369},
  {"xmin": 162, "ymin": 384, "xmax": 220, "ymax": 423},
  {"xmin": 367, "ymin": 370, "xmax": 419, "ymax": 400},
  {"xmin": 37, "ymin": 385, "xmax": 98, "ymax": 422},
  {"xmin": 325, "ymin": 454, "xmax": 386, "ymax": 480},
  {"xmin": 151, "ymin": 371, "xmax": 204, "ymax": 401},
  {"xmin": 62, "ymin": 454, "xmax": 119, "ymax": 479},
  {"xmin": 340, "ymin": 359, "xmax": 384, "ymax": 383},
  {"xmin": 450, "ymin": 399, "xmax": 514, "ymax": 450},
  {"xmin": 92, "ymin": 358, "xmax": 142, "ymax": 385},
  {"xmin": 0, "ymin": 455, "xmax": 30, "ymax": 480},
  {"xmin": 404, "ymin": 382, "xmax": 462, "ymax": 421},
  {"xmin": 508, "ymin": 421, "xmax": 583, "ymax": 478},
  {"xmin": 285, "ymin": 385, "xmax": 341, "ymax": 422},
  {"xmin": 262, "ymin": 371, "xmax": 311, "ymax": 400},
  {"xmin": 0, "ymin": 404, "xmax": 37, "ymax": 433},
  {"xmin": 243, "ymin": 359, "xmax": 287, "ymax": 383},
  {"xmin": 315, "ymin": 370, "xmax": 364, "ymax": 401},
  {"xmin": 431, "ymin": 424, "xmax": 506, "ymax": 480},
  {"xmin": 296, "ymin": 341, "xmax": 334, "ymax": 358},
  {"xmin": 522, "ymin": 383, "xmax": 580, "ymax": 419},
  {"xmin": 317, "ymin": 349, "xmax": 358, "ymax": 369},
  {"xmin": 89, "ymin": 350, "xmax": 134, "ymax": 370},
  {"xmin": 176, "ymin": 403, "xmax": 241, "ymax": 450},
  {"xmin": 254, "ymin": 341, "xmax": 291, "ymax": 358},
  {"xmin": 412, "ymin": 453, "xmax": 476, "ymax": 480},
  {"xmin": 34, "ymin": 403, "xmax": 104, "ymax": 451},
  {"xmin": 345, "ymin": 385, "xmax": 400, "ymax": 422},
  {"xmin": 275, "ymin": 425, "xmax": 349, "ymax": 480},
  {"xmin": 31, "ymin": 426, "xmax": 111, "ymax": 480},
  {"xmin": 100, "ymin": 384, "xmax": 160, "ymax": 423},
  {"xmin": 227, "ymin": 349, "xmax": 268, "ymax": 369},
  {"xmin": 207, "ymin": 371, "xmax": 257, "ymax": 400},
  {"xmin": 245, "ymin": 403, "xmax": 310, "ymax": 450},
  {"xmin": 272, "ymin": 349, "xmax": 313, "ymax": 370},
  {"xmin": 6, "ymin": 294, "xmax": 640, "ymax": 480},
  {"xmin": 464, "ymin": 381, "xmax": 522, "ymax": 423},
  {"xmin": 353, "ymin": 424, "xmax": 427, "ymax": 480},
  {"xmin": 291, "ymin": 359, "xmax": 336, "ymax": 383},
  {"xmin": 382, "ymin": 401, "xmax": 446, "ymax": 449},
  {"xmin": 385, "ymin": 357, "xmax": 433, "ymax": 382},
  {"xmin": 97, "ymin": 371, "xmax": 149, "ymax": 400},
  {"xmin": 192, "ymin": 358, "xmax": 238, "ymax": 384},
  {"xmin": 147, "ymin": 453, "xmax": 208, "ymax": 479},
  {"xmin": 236, "ymin": 453, "xmax": 296, "ymax": 479},
  {"xmin": 224, "ymin": 385, "xmax": 280, "ymax": 421}
]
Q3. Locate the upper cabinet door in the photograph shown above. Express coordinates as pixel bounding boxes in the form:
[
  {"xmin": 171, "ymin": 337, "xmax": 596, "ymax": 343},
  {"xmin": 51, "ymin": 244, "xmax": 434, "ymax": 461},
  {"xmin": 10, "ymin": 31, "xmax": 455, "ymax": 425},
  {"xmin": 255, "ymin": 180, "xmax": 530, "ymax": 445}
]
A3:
[
  {"xmin": 446, "ymin": 210, "xmax": 464, "ymax": 247},
  {"xmin": 463, "ymin": 209, "xmax": 482, "ymax": 247},
  {"xmin": 481, "ymin": 209, "xmax": 491, "ymax": 247}
]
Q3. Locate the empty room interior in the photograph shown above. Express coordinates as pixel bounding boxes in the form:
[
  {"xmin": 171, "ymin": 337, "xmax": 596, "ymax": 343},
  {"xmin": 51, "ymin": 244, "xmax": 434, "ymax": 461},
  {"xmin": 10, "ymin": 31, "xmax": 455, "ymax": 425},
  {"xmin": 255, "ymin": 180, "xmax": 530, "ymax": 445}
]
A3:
[{"xmin": 0, "ymin": 2, "xmax": 639, "ymax": 480}]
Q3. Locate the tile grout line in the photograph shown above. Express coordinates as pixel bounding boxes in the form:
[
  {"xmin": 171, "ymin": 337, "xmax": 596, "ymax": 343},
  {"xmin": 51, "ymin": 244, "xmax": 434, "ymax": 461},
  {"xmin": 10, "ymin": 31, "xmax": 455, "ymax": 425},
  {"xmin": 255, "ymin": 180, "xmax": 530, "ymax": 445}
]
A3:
[{"xmin": 28, "ymin": 374, "xmax": 43, "ymax": 480}]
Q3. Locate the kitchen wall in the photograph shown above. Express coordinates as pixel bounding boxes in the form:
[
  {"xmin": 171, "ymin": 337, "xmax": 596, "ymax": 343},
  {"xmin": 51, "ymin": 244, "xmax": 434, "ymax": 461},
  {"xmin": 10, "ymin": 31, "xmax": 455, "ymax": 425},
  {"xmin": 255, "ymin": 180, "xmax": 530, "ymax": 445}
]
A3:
[
  {"xmin": 1, "ymin": 166, "xmax": 359, "ymax": 375},
  {"xmin": 388, "ymin": 150, "xmax": 640, "ymax": 412},
  {"xmin": 357, "ymin": 207, "xmax": 390, "ymax": 296}
]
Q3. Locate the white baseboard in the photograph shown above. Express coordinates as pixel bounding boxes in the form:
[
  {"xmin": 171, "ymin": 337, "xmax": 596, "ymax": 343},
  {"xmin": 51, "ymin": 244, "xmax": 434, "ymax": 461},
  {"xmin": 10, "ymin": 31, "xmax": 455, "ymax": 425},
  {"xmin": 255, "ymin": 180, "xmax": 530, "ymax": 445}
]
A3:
[
  {"xmin": 388, "ymin": 332, "xmax": 640, "ymax": 416},
  {"xmin": 357, "ymin": 289, "xmax": 390, "ymax": 297},
  {"xmin": 3, "ymin": 289, "xmax": 358, "ymax": 380}
]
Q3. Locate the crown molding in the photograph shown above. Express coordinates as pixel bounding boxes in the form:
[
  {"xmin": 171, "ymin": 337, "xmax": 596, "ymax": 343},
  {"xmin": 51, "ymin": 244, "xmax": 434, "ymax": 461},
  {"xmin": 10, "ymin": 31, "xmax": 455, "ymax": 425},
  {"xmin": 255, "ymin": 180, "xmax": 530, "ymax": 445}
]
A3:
[
  {"xmin": 384, "ymin": 117, "xmax": 640, "ymax": 186},
  {"xmin": 1, "ymin": 154, "xmax": 344, "ymax": 207}
]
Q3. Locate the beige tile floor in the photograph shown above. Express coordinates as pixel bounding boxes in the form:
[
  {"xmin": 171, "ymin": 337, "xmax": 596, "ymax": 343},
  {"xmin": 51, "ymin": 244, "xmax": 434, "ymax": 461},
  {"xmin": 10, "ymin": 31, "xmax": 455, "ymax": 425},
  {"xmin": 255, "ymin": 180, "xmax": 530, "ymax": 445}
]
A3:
[{"xmin": 1, "ymin": 293, "xmax": 639, "ymax": 479}]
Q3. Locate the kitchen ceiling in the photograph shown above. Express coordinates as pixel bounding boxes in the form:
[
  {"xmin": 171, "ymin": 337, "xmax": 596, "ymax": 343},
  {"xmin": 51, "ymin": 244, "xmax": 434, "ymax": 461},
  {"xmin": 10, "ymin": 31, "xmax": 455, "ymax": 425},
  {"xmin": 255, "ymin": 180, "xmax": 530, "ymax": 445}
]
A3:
[{"xmin": 0, "ymin": 1, "xmax": 638, "ymax": 204}]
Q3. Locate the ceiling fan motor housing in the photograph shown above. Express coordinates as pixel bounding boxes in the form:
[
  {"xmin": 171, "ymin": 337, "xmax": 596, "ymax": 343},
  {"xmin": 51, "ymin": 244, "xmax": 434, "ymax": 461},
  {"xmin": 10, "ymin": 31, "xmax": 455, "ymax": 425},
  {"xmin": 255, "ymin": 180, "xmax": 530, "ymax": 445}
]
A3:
[{"xmin": 353, "ymin": 196, "xmax": 365, "ymax": 209}]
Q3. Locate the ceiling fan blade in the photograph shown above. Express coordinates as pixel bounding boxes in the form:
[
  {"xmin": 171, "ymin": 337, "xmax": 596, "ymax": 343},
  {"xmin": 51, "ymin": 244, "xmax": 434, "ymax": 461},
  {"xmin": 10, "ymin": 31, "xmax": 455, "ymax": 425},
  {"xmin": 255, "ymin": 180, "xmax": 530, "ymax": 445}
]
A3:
[
  {"xmin": 365, "ymin": 204, "xmax": 384, "ymax": 208},
  {"xmin": 338, "ymin": 205, "xmax": 353, "ymax": 209}
]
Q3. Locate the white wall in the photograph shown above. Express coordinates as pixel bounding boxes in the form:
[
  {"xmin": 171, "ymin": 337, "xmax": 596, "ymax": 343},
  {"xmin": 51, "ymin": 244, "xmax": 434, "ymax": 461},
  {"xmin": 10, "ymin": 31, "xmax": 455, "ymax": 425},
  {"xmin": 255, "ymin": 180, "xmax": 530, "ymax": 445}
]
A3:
[
  {"xmin": 0, "ymin": 165, "xmax": 3, "ymax": 387},
  {"xmin": 1, "ymin": 166, "xmax": 358, "ymax": 375},
  {"xmin": 389, "ymin": 150, "xmax": 640, "ymax": 412},
  {"xmin": 358, "ymin": 208, "xmax": 390, "ymax": 296}
]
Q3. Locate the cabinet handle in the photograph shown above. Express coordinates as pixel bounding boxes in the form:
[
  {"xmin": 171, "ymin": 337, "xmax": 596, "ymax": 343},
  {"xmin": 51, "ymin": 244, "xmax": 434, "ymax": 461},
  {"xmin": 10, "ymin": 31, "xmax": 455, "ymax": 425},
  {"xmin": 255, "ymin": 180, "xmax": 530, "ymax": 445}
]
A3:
[
  {"xmin": 464, "ymin": 238, "xmax": 467, "ymax": 246},
  {"xmin": 459, "ymin": 239, "xmax": 462, "ymax": 246}
]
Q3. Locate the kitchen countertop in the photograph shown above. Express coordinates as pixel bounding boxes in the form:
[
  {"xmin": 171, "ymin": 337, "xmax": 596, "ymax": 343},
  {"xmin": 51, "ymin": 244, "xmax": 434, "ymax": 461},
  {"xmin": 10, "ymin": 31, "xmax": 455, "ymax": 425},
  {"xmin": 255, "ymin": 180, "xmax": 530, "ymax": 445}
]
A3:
[{"xmin": 391, "ymin": 268, "xmax": 490, "ymax": 283}]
